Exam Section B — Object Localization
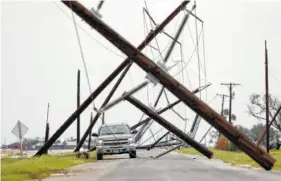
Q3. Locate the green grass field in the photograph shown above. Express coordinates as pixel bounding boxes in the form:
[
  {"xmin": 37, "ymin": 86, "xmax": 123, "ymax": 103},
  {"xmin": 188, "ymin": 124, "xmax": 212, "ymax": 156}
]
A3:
[
  {"xmin": 1, "ymin": 152, "xmax": 96, "ymax": 181},
  {"xmin": 177, "ymin": 148, "xmax": 281, "ymax": 170}
]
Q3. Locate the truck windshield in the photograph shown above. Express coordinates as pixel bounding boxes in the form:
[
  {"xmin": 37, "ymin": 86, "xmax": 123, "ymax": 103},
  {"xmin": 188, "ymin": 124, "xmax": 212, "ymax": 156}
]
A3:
[{"xmin": 99, "ymin": 125, "xmax": 130, "ymax": 135}]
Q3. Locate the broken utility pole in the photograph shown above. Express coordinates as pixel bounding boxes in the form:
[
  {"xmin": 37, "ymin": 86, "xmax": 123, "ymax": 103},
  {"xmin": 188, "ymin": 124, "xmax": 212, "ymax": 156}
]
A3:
[
  {"xmin": 35, "ymin": 0, "xmax": 188, "ymax": 156},
  {"xmin": 134, "ymin": 83, "xmax": 210, "ymax": 142},
  {"xmin": 153, "ymin": 144, "xmax": 182, "ymax": 159},
  {"xmin": 75, "ymin": 64, "xmax": 133, "ymax": 152},
  {"xmin": 135, "ymin": 3, "xmax": 195, "ymax": 142},
  {"xmin": 77, "ymin": 69, "xmax": 81, "ymax": 145},
  {"xmin": 221, "ymin": 83, "xmax": 240, "ymax": 124},
  {"xmin": 126, "ymin": 95, "xmax": 213, "ymax": 158},
  {"xmin": 201, "ymin": 94, "xmax": 228, "ymax": 141},
  {"xmin": 72, "ymin": 0, "xmax": 188, "ymax": 152},
  {"xmin": 147, "ymin": 131, "xmax": 169, "ymax": 150},
  {"xmin": 62, "ymin": 0, "xmax": 275, "ymax": 170},
  {"xmin": 265, "ymin": 40, "xmax": 270, "ymax": 153},
  {"xmin": 34, "ymin": 55, "xmax": 129, "ymax": 156},
  {"xmin": 131, "ymin": 100, "xmax": 181, "ymax": 130}
]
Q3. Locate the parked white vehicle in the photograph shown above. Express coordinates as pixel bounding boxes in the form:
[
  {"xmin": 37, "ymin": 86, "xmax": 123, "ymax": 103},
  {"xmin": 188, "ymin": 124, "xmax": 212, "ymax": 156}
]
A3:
[{"xmin": 92, "ymin": 123, "xmax": 138, "ymax": 160}]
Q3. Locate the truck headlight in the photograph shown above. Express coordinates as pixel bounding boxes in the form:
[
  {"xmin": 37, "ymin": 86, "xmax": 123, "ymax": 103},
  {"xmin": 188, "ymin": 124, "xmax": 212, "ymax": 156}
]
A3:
[
  {"xmin": 97, "ymin": 139, "xmax": 103, "ymax": 146},
  {"xmin": 128, "ymin": 138, "xmax": 135, "ymax": 144}
]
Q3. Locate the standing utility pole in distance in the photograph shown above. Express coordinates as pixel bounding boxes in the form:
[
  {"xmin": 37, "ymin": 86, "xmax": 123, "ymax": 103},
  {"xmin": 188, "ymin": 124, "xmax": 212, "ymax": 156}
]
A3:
[
  {"xmin": 265, "ymin": 40, "xmax": 270, "ymax": 153},
  {"xmin": 217, "ymin": 94, "xmax": 229, "ymax": 116},
  {"xmin": 77, "ymin": 69, "xmax": 81, "ymax": 146},
  {"xmin": 221, "ymin": 83, "xmax": 241, "ymax": 124}
]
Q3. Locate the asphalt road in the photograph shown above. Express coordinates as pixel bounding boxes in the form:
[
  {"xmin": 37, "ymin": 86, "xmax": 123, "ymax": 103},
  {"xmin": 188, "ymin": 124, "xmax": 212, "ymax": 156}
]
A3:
[{"xmin": 43, "ymin": 149, "xmax": 281, "ymax": 181}]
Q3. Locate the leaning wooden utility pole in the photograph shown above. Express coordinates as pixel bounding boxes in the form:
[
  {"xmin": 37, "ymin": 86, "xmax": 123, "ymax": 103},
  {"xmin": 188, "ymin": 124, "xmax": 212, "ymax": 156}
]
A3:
[
  {"xmin": 136, "ymin": 4, "xmax": 195, "ymax": 142},
  {"xmin": 62, "ymin": 0, "xmax": 276, "ymax": 169},
  {"xmin": 265, "ymin": 40, "xmax": 270, "ymax": 153},
  {"xmin": 72, "ymin": 0, "xmax": 189, "ymax": 152},
  {"xmin": 34, "ymin": 0, "xmax": 188, "ymax": 157},
  {"xmin": 126, "ymin": 95, "xmax": 213, "ymax": 158},
  {"xmin": 77, "ymin": 69, "xmax": 81, "ymax": 145}
]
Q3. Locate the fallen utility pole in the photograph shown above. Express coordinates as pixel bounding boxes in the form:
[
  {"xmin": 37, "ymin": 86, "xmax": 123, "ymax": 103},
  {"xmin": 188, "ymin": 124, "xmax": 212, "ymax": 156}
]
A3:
[
  {"xmin": 35, "ymin": 0, "xmax": 188, "ymax": 157},
  {"xmin": 133, "ymin": 83, "xmax": 211, "ymax": 140},
  {"xmin": 147, "ymin": 131, "xmax": 169, "ymax": 150},
  {"xmin": 143, "ymin": 8, "xmax": 181, "ymax": 45},
  {"xmin": 134, "ymin": 87, "xmax": 165, "ymax": 143},
  {"xmin": 199, "ymin": 94, "xmax": 229, "ymax": 144},
  {"xmin": 77, "ymin": 69, "xmax": 81, "ymax": 145},
  {"xmin": 265, "ymin": 40, "xmax": 270, "ymax": 153},
  {"xmin": 131, "ymin": 100, "xmax": 181, "ymax": 130},
  {"xmin": 137, "ymin": 140, "xmax": 181, "ymax": 149},
  {"xmin": 162, "ymin": 3, "xmax": 194, "ymax": 63},
  {"xmin": 153, "ymin": 144, "xmax": 182, "ymax": 159},
  {"xmin": 62, "ymin": 0, "xmax": 276, "ymax": 170},
  {"xmin": 126, "ymin": 95, "xmax": 213, "ymax": 158},
  {"xmin": 35, "ymin": 55, "xmax": 129, "ymax": 156},
  {"xmin": 135, "ymin": 4, "xmax": 194, "ymax": 142},
  {"xmin": 189, "ymin": 114, "xmax": 200, "ymax": 135},
  {"xmin": 73, "ymin": 0, "xmax": 187, "ymax": 152},
  {"xmin": 74, "ymin": 63, "xmax": 133, "ymax": 152},
  {"xmin": 138, "ymin": 128, "xmax": 163, "ymax": 146},
  {"xmin": 100, "ymin": 81, "xmax": 149, "ymax": 113},
  {"xmin": 257, "ymin": 105, "xmax": 281, "ymax": 146},
  {"xmin": 221, "ymin": 83, "xmax": 240, "ymax": 124},
  {"xmin": 199, "ymin": 126, "xmax": 212, "ymax": 143}
]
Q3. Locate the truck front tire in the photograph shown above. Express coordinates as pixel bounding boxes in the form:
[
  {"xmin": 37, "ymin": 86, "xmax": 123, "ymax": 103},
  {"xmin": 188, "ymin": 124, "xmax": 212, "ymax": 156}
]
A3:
[
  {"xmin": 129, "ymin": 150, "xmax": 136, "ymax": 158},
  {"xmin": 97, "ymin": 153, "xmax": 103, "ymax": 160}
]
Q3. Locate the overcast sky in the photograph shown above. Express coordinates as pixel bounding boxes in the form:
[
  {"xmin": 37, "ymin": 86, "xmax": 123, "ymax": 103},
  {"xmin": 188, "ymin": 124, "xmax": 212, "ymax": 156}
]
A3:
[{"xmin": 1, "ymin": 0, "xmax": 281, "ymax": 145}]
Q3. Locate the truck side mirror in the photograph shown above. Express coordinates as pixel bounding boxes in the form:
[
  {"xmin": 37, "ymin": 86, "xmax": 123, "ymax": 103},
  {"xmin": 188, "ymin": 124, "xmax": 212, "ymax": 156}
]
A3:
[
  {"xmin": 132, "ymin": 130, "xmax": 138, "ymax": 134},
  {"xmin": 92, "ymin": 133, "xmax": 98, "ymax": 137}
]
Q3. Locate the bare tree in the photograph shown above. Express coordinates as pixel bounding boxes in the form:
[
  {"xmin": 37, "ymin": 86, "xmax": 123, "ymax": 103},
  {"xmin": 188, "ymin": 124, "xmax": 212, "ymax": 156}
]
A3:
[{"xmin": 247, "ymin": 93, "xmax": 281, "ymax": 132}]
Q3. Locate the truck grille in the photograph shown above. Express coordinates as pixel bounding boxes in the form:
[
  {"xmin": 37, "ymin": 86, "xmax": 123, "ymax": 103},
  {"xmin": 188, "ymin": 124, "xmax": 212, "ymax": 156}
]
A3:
[{"xmin": 103, "ymin": 139, "xmax": 129, "ymax": 146}]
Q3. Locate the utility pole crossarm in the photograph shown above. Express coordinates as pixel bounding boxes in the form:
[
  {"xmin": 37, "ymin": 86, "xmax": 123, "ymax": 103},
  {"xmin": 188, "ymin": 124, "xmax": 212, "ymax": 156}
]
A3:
[{"xmin": 61, "ymin": 0, "xmax": 276, "ymax": 170}]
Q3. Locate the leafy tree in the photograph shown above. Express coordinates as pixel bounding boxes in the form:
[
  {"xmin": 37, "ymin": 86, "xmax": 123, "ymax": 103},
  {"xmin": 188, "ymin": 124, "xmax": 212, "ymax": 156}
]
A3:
[{"xmin": 247, "ymin": 93, "xmax": 281, "ymax": 132}]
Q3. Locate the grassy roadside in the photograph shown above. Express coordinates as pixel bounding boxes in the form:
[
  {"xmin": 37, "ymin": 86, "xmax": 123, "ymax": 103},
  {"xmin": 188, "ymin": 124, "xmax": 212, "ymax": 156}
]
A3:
[
  {"xmin": 176, "ymin": 148, "xmax": 281, "ymax": 170},
  {"xmin": 1, "ymin": 152, "xmax": 96, "ymax": 181}
]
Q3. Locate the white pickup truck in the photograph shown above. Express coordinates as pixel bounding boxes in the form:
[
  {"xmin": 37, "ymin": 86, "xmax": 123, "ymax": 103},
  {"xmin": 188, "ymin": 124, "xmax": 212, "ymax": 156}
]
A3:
[{"xmin": 92, "ymin": 123, "xmax": 138, "ymax": 160}]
